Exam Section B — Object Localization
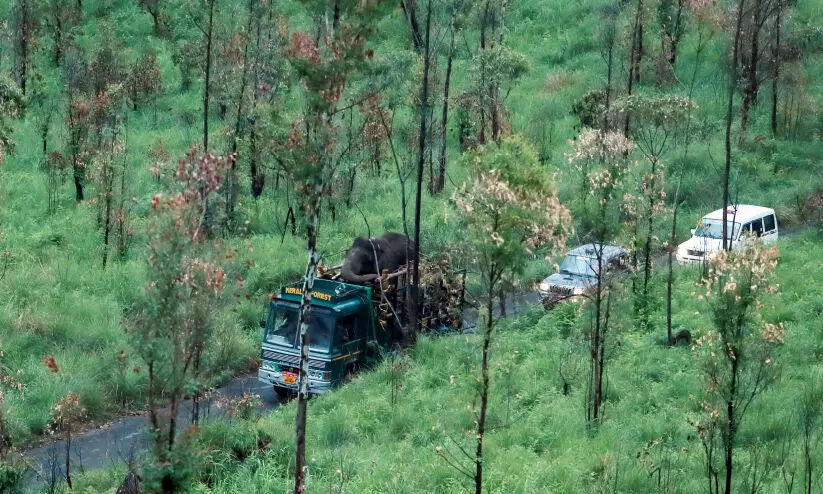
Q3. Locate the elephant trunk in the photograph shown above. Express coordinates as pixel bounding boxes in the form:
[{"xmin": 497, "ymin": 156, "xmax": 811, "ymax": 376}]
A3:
[{"xmin": 341, "ymin": 264, "xmax": 378, "ymax": 284}]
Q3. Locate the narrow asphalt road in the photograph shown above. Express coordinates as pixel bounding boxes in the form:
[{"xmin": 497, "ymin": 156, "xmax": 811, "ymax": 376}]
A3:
[
  {"xmin": 23, "ymin": 374, "xmax": 280, "ymax": 486},
  {"xmin": 21, "ymin": 292, "xmax": 543, "ymax": 486},
  {"xmin": 22, "ymin": 231, "xmax": 814, "ymax": 485}
]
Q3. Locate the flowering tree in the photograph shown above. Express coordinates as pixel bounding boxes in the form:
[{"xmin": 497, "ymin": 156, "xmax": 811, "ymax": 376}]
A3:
[
  {"xmin": 453, "ymin": 136, "xmax": 570, "ymax": 493},
  {"xmin": 695, "ymin": 239, "xmax": 782, "ymax": 494},
  {"xmin": 126, "ymin": 150, "xmax": 229, "ymax": 491},
  {"xmin": 566, "ymin": 129, "xmax": 634, "ymax": 424},
  {"xmin": 612, "ymin": 94, "xmax": 693, "ymax": 331},
  {"xmin": 128, "ymin": 50, "xmax": 164, "ymax": 112}
]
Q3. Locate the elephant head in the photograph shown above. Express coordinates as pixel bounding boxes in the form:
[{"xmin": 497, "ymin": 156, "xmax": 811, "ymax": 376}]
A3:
[
  {"xmin": 340, "ymin": 233, "xmax": 416, "ymax": 284},
  {"xmin": 341, "ymin": 236, "xmax": 381, "ymax": 284}
]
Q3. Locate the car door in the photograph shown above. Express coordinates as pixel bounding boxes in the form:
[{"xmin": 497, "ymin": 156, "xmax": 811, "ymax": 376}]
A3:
[{"xmin": 761, "ymin": 213, "xmax": 778, "ymax": 244}]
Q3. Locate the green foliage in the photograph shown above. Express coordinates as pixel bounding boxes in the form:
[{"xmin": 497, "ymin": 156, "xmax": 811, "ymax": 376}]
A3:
[
  {"xmin": 0, "ymin": 74, "xmax": 25, "ymax": 161},
  {"xmin": 571, "ymin": 88, "xmax": 607, "ymax": 130},
  {"xmin": 101, "ymin": 235, "xmax": 811, "ymax": 493},
  {"xmin": 0, "ymin": 0, "xmax": 817, "ymax": 479},
  {"xmin": 0, "ymin": 461, "xmax": 26, "ymax": 494},
  {"xmin": 454, "ymin": 136, "xmax": 571, "ymax": 286}
]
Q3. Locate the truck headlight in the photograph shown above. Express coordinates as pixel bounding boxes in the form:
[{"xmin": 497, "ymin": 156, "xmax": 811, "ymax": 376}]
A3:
[{"xmin": 539, "ymin": 282, "xmax": 550, "ymax": 292}]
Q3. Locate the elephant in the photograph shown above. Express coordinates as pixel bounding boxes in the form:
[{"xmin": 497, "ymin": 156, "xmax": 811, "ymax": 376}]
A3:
[{"xmin": 340, "ymin": 232, "xmax": 417, "ymax": 284}]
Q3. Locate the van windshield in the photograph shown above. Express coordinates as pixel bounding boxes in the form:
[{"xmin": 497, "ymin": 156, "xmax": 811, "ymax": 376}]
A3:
[
  {"xmin": 694, "ymin": 219, "xmax": 741, "ymax": 240},
  {"xmin": 264, "ymin": 305, "xmax": 335, "ymax": 352}
]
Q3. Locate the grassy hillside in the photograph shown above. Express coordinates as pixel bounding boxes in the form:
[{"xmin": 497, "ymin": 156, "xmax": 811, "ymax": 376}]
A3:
[
  {"xmin": 67, "ymin": 233, "xmax": 823, "ymax": 493},
  {"xmin": 0, "ymin": 0, "xmax": 820, "ymax": 451}
]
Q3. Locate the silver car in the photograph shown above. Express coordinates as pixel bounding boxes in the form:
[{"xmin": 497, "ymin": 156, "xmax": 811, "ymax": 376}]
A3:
[{"xmin": 538, "ymin": 244, "xmax": 629, "ymax": 306}]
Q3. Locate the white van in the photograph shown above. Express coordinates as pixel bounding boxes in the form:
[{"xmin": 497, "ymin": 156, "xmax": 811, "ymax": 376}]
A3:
[{"xmin": 676, "ymin": 205, "xmax": 778, "ymax": 264}]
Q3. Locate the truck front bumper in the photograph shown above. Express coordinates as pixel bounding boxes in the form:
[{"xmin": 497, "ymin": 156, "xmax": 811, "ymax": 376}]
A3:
[{"xmin": 258, "ymin": 368, "xmax": 333, "ymax": 394}]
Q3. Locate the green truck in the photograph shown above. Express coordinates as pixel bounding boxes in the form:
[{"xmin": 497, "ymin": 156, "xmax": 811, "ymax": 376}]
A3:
[{"xmin": 258, "ymin": 266, "xmax": 464, "ymax": 396}]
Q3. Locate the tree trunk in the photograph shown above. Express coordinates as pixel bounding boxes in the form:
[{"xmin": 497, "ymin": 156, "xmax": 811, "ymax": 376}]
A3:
[
  {"xmin": 724, "ymin": 359, "xmax": 739, "ymax": 494},
  {"xmin": 410, "ymin": 0, "xmax": 432, "ymax": 346},
  {"xmin": 152, "ymin": 10, "xmax": 161, "ymax": 36},
  {"xmin": 478, "ymin": 0, "xmax": 490, "ymax": 145},
  {"xmin": 604, "ymin": 35, "xmax": 614, "ymax": 130},
  {"xmin": 806, "ymin": 436, "xmax": 812, "ymax": 494},
  {"xmin": 294, "ymin": 196, "xmax": 320, "ymax": 494},
  {"xmin": 250, "ymin": 9, "xmax": 265, "ymax": 199},
  {"xmin": 592, "ymin": 254, "xmax": 603, "ymax": 422},
  {"xmin": 740, "ymin": 0, "xmax": 762, "ymax": 141},
  {"xmin": 632, "ymin": 0, "xmax": 644, "ymax": 84},
  {"xmin": 65, "ymin": 431, "xmax": 72, "ymax": 489},
  {"xmin": 102, "ymin": 183, "xmax": 112, "ymax": 268},
  {"xmin": 74, "ymin": 164, "xmax": 84, "ymax": 202},
  {"xmin": 640, "ymin": 158, "xmax": 658, "ymax": 329},
  {"xmin": 203, "ymin": 0, "xmax": 215, "ymax": 152},
  {"xmin": 475, "ymin": 274, "xmax": 496, "ymax": 494},
  {"xmin": 668, "ymin": 0, "xmax": 685, "ymax": 67},
  {"xmin": 53, "ymin": 15, "xmax": 63, "ymax": 66},
  {"xmin": 400, "ymin": 0, "xmax": 423, "ymax": 53},
  {"xmin": 226, "ymin": 0, "xmax": 254, "ymax": 228},
  {"xmin": 436, "ymin": 24, "xmax": 455, "ymax": 194},
  {"xmin": 684, "ymin": 30, "xmax": 706, "ymax": 161},
  {"xmin": 771, "ymin": 5, "xmax": 781, "ymax": 137},
  {"xmin": 723, "ymin": 0, "xmax": 746, "ymax": 251},
  {"xmin": 625, "ymin": 0, "xmax": 643, "ymax": 136},
  {"xmin": 18, "ymin": 0, "xmax": 29, "ymax": 95},
  {"xmin": 490, "ymin": 0, "xmax": 502, "ymax": 142},
  {"xmin": 667, "ymin": 181, "xmax": 680, "ymax": 344}
]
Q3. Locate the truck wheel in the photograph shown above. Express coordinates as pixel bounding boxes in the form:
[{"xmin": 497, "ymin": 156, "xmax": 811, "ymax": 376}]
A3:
[
  {"xmin": 343, "ymin": 364, "xmax": 357, "ymax": 384},
  {"xmin": 274, "ymin": 386, "xmax": 292, "ymax": 402}
]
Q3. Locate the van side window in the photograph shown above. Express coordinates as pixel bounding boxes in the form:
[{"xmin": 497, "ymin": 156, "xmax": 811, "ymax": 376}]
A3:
[
  {"xmin": 750, "ymin": 218, "xmax": 763, "ymax": 237},
  {"xmin": 764, "ymin": 214, "xmax": 776, "ymax": 233},
  {"xmin": 742, "ymin": 222, "xmax": 752, "ymax": 233}
]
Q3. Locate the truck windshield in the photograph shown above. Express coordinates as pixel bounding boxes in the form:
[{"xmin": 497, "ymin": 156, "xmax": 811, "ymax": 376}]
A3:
[
  {"xmin": 559, "ymin": 255, "xmax": 597, "ymax": 277},
  {"xmin": 264, "ymin": 306, "xmax": 335, "ymax": 352},
  {"xmin": 694, "ymin": 219, "xmax": 741, "ymax": 240}
]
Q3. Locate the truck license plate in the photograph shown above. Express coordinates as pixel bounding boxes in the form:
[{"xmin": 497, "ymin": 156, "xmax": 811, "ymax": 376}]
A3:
[{"xmin": 283, "ymin": 372, "xmax": 297, "ymax": 385}]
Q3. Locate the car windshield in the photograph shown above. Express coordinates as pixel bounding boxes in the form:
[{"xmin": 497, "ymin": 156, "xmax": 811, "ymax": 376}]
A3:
[
  {"xmin": 559, "ymin": 255, "xmax": 597, "ymax": 277},
  {"xmin": 264, "ymin": 305, "xmax": 335, "ymax": 352},
  {"xmin": 694, "ymin": 219, "xmax": 741, "ymax": 240}
]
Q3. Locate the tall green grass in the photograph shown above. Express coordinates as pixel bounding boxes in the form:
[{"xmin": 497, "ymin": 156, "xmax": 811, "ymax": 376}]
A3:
[
  {"xmin": 0, "ymin": 0, "xmax": 820, "ymax": 447},
  {"xmin": 109, "ymin": 233, "xmax": 815, "ymax": 493}
]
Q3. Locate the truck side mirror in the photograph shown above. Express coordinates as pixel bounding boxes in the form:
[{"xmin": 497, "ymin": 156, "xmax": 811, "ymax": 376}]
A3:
[
  {"xmin": 690, "ymin": 229, "xmax": 696, "ymax": 236},
  {"xmin": 259, "ymin": 318, "xmax": 266, "ymax": 329}
]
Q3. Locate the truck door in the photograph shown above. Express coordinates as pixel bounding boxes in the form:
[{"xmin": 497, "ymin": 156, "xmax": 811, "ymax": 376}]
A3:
[{"xmin": 336, "ymin": 316, "xmax": 360, "ymax": 363}]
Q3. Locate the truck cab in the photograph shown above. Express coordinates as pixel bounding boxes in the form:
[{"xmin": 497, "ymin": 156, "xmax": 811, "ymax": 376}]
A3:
[
  {"xmin": 259, "ymin": 263, "xmax": 464, "ymax": 396},
  {"xmin": 258, "ymin": 279, "xmax": 392, "ymax": 395}
]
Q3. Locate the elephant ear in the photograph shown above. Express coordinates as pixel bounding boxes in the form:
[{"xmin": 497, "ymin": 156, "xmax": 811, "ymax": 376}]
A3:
[{"xmin": 351, "ymin": 237, "xmax": 372, "ymax": 251}]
